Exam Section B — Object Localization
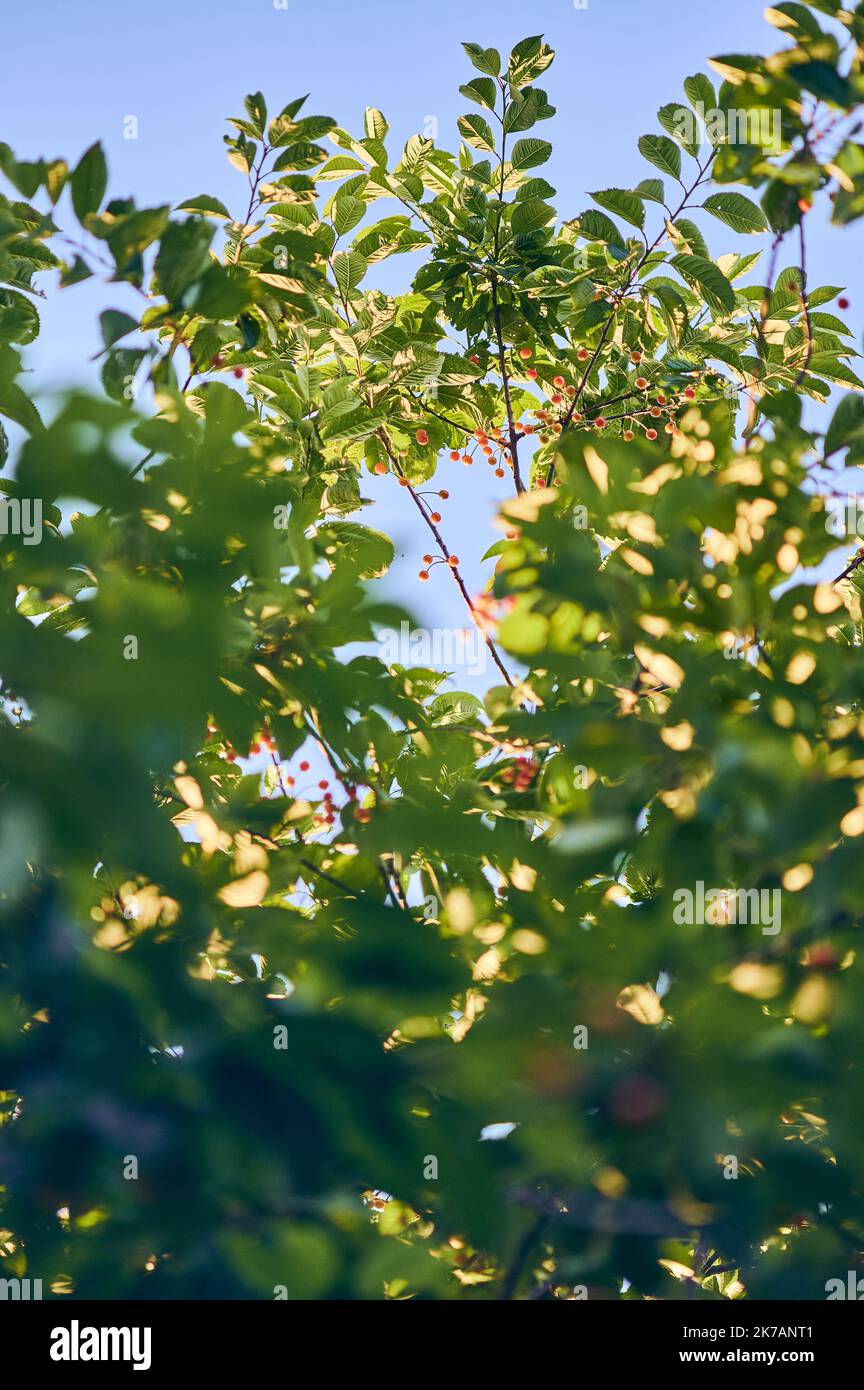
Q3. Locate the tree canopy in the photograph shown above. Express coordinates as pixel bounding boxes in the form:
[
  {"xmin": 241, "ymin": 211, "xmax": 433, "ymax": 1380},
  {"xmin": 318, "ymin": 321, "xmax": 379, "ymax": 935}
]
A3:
[{"xmin": 2, "ymin": 3, "xmax": 864, "ymax": 1300}]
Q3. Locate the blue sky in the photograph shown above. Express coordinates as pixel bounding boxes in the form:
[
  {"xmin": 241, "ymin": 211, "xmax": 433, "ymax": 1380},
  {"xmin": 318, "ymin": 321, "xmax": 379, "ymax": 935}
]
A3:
[{"xmin": 4, "ymin": 0, "xmax": 861, "ymax": 694}]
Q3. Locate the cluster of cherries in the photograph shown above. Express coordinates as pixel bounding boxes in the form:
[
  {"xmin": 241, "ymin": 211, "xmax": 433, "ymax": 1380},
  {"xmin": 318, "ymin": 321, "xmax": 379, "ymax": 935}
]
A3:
[{"xmin": 499, "ymin": 755, "xmax": 539, "ymax": 792}]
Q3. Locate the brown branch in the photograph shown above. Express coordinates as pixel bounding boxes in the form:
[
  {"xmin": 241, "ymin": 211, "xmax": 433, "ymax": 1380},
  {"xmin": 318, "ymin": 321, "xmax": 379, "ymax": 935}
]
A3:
[
  {"xmin": 832, "ymin": 547, "xmax": 864, "ymax": 585},
  {"xmin": 793, "ymin": 217, "xmax": 814, "ymax": 389},
  {"xmin": 490, "ymin": 273, "xmax": 525, "ymax": 494},
  {"xmin": 378, "ymin": 428, "xmax": 515, "ymax": 688},
  {"xmin": 499, "ymin": 1212, "xmax": 549, "ymax": 1301}
]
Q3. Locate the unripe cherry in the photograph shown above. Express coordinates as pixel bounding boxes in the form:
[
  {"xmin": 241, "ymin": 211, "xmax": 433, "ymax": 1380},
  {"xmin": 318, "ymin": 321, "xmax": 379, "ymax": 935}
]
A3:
[
  {"xmin": 374, "ymin": 462, "xmax": 387, "ymax": 475},
  {"xmin": 449, "ymin": 450, "xmax": 460, "ymax": 461},
  {"xmin": 646, "ymin": 428, "xmax": 658, "ymax": 440},
  {"xmin": 577, "ymin": 347, "xmax": 589, "ymax": 360},
  {"xmin": 527, "ymin": 367, "xmax": 538, "ymax": 379},
  {"xmin": 448, "ymin": 555, "xmax": 459, "ymax": 567},
  {"xmin": 439, "ymin": 489, "xmax": 449, "ymax": 499},
  {"xmin": 553, "ymin": 375, "xmax": 565, "ymax": 388},
  {"xmin": 630, "ymin": 351, "xmax": 642, "ymax": 364},
  {"xmin": 636, "ymin": 376, "xmax": 648, "ymax": 389},
  {"xmin": 430, "ymin": 511, "xmax": 441, "ymax": 523},
  {"xmin": 418, "ymin": 569, "xmax": 429, "ymax": 581}
]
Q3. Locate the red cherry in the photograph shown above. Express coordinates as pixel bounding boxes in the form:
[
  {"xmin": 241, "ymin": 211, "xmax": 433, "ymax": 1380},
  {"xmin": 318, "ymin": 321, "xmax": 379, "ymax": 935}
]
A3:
[
  {"xmin": 318, "ymin": 779, "xmax": 329, "ymax": 790},
  {"xmin": 233, "ymin": 366, "xmax": 245, "ymax": 379},
  {"xmin": 838, "ymin": 297, "xmax": 850, "ymax": 310},
  {"xmin": 299, "ymin": 760, "xmax": 310, "ymax": 772},
  {"xmin": 211, "ymin": 354, "xmax": 225, "ymax": 367},
  {"xmin": 416, "ymin": 428, "xmax": 429, "ymax": 445}
]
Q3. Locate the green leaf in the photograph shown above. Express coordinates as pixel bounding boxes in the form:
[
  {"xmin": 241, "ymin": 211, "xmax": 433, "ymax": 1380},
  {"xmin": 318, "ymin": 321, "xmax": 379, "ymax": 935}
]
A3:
[
  {"xmin": 590, "ymin": 188, "xmax": 644, "ymax": 230},
  {"xmin": 511, "ymin": 138, "xmax": 552, "ymax": 172},
  {"xmin": 71, "ymin": 142, "xmax": 108, "ymax": 220},
  {"xmin": 318, "ymin": 521, "xmax": 395, "ymax": 578},
  {"xmin": 332, "ymin": 250, "xmax": 367, "ymax": 298},
  {"xmin": 684, "ymin": 72, "xmax": 717, "ymax": 113},
  {"xmin": 364, "ymin": 108, "xmax": 389, "ymax": 141},
  {"xmin": 457, "ymin": 115, "xmax": 496, "ymax": 153},
  {"xmin": 575, "ymin": 209, "xmax": 626, "ymax": 247},
  {"xmin": 332, "ymin": 195, "xmax": 366, "ymax": 236},
  {"xmin": 508, "ymin": 35, "xmax": 555, "ymax": 89},
  {"xmin": 154, "ymin": 218, "xmax": 214, "ymax": 303},
  {"xmin": 789, "ymin": 60, "xmax": 853, "ymax": 105},
  {"xmin": 99, "ymin": 310, "xmax": 138, "ymax": 349},
  {"xmin": 176, "ymin": 194, "xmax": 232, "ymax": 220},
  {"xmin": 638, "ymin": 133, "xmax": 682, "ymax": 181},
  {"xmin": 636, "ymin": 179, "xmax": 666, "ymax": 204},
  {"xmin": 671, "ymin": 253, "xmax": 736, "ymax": 313},
  {"xmin": 459, "ymin": 79, "xmax": 497, "ymax": 112},
  {"xmin": 703, "ymin": 191, "xmax": 768, "ymax": 233},
  {"xmin": 243, "ymin": 92, "xmax": 268, "ymax": 138},
  {"xmin": 658, "ymin": 102, "xmax": 699, "ymax": 157},
  {"xmin": 825, "ymin": 393, "xmax": 864, "ymax": 458},
  {"xmin": 0, "ymin": 290, "xmax": 39, "ymax": 345},
  {"xmin": 510, "ymin": 198, "xmax": 555, "ymax": 235},
  {"xmin": 462, "ymin": 43, "xmax": 501, "ymax": 77}
]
